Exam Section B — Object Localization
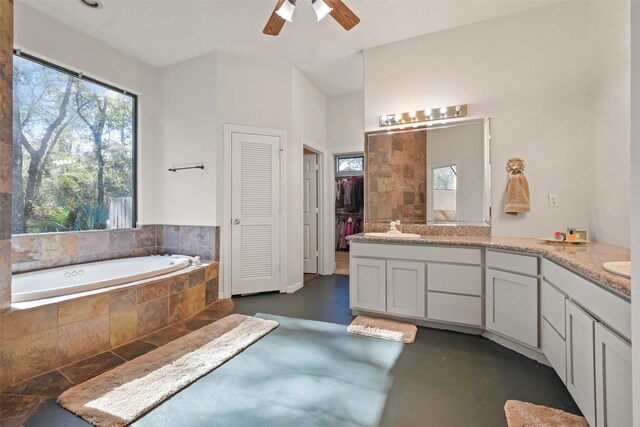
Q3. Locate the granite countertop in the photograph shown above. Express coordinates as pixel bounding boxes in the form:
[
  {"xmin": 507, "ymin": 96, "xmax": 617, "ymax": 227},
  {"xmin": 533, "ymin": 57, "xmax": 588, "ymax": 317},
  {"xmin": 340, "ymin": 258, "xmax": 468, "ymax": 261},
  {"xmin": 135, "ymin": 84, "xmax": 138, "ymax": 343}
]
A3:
[{"xmin": 346, "ymin": 234, "xmax": 631, "ymax": 297}]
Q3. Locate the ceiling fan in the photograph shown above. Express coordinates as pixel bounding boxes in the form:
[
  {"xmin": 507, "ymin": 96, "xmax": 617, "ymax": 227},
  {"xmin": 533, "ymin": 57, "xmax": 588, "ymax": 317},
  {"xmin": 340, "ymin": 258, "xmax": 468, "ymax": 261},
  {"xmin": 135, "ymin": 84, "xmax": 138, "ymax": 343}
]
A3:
[{"xmin": 263, "ymin": 0, "xmax": 360, "ymax": 36}]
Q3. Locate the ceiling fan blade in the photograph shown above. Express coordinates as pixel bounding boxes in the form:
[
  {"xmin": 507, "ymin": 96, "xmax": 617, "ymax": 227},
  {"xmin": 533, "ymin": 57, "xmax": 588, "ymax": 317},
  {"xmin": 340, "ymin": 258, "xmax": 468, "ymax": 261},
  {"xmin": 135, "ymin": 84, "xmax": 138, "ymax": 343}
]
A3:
[
  {"xmin": 263, "ymin": 0, "xmax": 287, "ymax": 36},
  {"xmin": 325, "ymin": 0, "xmax": 360, "ymax": 31}
]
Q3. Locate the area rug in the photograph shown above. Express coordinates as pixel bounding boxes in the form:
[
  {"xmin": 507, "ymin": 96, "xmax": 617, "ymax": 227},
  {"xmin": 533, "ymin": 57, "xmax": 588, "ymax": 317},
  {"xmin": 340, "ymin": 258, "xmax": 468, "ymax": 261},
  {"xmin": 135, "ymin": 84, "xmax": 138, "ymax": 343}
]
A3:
[
  {"xmin": 57, "ymin": 314, "xmax": 278, "ymax": 427},
  {"xmin": 504, "ymin": 400, "xmax": 589, "ymax": 427},
  {"xmin": 348, "ymin": 315, "xmax": 417, "ymax": 343}
]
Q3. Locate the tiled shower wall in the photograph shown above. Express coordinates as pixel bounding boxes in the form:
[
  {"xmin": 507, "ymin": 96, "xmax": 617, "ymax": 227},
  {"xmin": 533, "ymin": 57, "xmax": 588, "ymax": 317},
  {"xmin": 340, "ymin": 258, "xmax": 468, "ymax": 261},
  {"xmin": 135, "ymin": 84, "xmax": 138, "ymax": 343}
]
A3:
[
  {"xmin": 11, "ymin": 225, "xmax": 220, "ymax": 273},
  {"xmin": 365, "ymin": 130, "xmax": 427, "ymax": 222},
  {"xmin": 0, "ymin": 0, "xmax": 13, "ymax": 311}
]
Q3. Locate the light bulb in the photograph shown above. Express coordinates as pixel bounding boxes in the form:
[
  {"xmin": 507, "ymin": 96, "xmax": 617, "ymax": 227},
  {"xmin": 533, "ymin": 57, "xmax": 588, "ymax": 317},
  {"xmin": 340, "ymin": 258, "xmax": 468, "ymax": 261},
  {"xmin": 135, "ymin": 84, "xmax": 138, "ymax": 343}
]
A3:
[
  {"xmin": 394, "ymin": 113, "xmax": 402, "ymax": 122},
  {"xmin": 409, "ymin": 111, "xmax": 416, "ymax": 118},
  {"xmin": 439, "ymin": 106, "xmax": 447, "ymax": 114}
]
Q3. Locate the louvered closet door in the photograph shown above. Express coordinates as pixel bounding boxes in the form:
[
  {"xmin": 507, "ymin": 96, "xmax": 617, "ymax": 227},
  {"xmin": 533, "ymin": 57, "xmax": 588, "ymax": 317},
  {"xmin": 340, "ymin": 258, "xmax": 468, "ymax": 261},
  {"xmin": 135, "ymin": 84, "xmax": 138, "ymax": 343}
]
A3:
[{"xmin": 231, "ymin": 132, "xmax": 281, "ymax": 295}]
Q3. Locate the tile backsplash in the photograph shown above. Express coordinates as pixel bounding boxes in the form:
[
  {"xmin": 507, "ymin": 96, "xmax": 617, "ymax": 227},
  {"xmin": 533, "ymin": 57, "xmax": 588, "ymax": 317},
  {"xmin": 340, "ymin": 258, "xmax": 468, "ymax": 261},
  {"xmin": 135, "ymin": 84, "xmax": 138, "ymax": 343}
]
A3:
[{"xmin": 11, "ymin": 224, "xmax": 219, "ymax": 273}]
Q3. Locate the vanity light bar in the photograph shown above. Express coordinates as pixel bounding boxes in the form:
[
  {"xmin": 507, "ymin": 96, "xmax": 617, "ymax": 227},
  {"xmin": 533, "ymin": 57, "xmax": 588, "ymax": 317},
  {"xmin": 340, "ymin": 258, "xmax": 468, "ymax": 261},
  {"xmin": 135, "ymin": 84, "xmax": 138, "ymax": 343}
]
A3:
[{"xmin": 379, "ymin": 104, "xmax": 468, "ymax": 127}]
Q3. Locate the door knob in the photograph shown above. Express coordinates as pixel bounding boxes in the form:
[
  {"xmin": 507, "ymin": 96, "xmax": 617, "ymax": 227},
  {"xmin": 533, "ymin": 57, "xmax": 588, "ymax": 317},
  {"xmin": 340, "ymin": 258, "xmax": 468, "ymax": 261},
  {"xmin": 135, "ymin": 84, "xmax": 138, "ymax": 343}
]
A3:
[{"xmin": 233, "ymin": 219, "xmax": 241, "ymax": 225}]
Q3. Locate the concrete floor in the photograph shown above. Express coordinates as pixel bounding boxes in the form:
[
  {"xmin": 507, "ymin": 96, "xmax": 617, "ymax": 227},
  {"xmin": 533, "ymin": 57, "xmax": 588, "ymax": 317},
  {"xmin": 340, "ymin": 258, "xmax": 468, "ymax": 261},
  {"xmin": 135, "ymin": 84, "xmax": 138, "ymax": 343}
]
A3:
[{"xmin": 24, "ymin": 274, "xmax": 580, "ymax": 426}]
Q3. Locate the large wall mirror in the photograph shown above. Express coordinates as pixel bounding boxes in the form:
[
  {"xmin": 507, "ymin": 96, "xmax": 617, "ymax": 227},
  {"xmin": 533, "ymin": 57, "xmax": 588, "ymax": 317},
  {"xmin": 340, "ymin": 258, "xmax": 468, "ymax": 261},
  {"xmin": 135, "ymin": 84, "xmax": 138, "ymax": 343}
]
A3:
[{"xmin": 365, "ymin": 118, "xmax": 491, "ymax": 225}]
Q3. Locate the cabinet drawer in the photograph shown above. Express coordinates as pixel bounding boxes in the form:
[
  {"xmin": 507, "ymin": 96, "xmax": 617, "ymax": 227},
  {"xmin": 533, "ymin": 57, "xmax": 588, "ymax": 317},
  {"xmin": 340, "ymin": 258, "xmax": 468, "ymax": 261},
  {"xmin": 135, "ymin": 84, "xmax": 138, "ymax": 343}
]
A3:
[
  {"xmin": 541, "ymin": 318, "xmax": 566, "ymax": 385},
  {"xmin": 351, "ymin": 243, "xmax": 481, "ymax": 265},
  {"xmin": 427, "ymin": 293, "xmax": 482, "ymax": 327},
  {"xmin": 427, "ymin": 264, "xmax": 482, "ymax": 296},
  {"xmin": 541, "ymin": 280, "xmax": 566, "ymax": 338},
  {"xmin": 486, "ymin": 250, "xmax": 538, "ymax": 276},
  {"xmin": 542, "ymin": 259, "xmax": 630, "ymax": 341}
]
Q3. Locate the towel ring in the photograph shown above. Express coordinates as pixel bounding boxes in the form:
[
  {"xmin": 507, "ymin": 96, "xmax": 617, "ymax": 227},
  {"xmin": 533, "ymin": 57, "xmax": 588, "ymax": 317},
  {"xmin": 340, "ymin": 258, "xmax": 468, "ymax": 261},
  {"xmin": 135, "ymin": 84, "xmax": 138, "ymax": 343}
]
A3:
[{"xmin": 506, "ymin": 157, "xmax": 525, "ymax": 175}]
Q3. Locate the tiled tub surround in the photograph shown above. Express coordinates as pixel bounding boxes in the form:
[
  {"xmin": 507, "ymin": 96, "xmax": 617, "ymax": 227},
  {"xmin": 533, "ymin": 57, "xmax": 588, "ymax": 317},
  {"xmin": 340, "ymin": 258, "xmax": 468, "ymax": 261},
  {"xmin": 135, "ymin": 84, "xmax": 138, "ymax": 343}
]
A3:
[
  {"xmin": 347, "ymin": 234, "xmax": 631, "ymax": 296},
  {"xmin": 156, "ymin": 224, "xmax": 220, "ymax": 262},
  {"xmin": 11, "ymin": 224, "xmax": 219, "ymax": 273},
  {"xmin": 0, "ymin": 261, "xmax": 219, "ymax": 388}
]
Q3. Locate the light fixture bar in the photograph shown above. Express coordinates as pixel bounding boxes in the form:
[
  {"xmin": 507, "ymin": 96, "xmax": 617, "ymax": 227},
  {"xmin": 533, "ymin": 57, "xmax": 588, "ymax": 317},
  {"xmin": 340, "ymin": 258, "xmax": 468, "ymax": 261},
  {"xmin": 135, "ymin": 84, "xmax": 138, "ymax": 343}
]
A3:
[{"xmin": 379, "ymin": 104, "xmax": 468, "ymax": 127}]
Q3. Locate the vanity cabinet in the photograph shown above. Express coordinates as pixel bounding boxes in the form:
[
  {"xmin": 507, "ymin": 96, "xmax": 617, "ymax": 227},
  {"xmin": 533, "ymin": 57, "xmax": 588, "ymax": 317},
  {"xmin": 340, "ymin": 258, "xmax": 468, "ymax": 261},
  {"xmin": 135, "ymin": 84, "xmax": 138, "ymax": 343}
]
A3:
[
  {"xmin": 542, "ymin": 259, "xmax": 632, "ymax": 427},
  {"xmin": 485, "ymin": 250, "xmax": 539, "ymax": 348},
  {"xmin": 349, "ymin": 243, "xmax": 482, "ymax": 324}
]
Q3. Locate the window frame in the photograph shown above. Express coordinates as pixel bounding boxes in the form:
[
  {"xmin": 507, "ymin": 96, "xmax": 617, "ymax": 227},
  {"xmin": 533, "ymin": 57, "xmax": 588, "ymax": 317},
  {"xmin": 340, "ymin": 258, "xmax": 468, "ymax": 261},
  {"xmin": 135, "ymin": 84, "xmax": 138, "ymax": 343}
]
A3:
[
  {"xmin": 335, "ymin": 154, "xmax": 365, "ymax": 177},
  {"xmin": 12, "ymin": 50, "xmax": 139, "ymax": 232}
]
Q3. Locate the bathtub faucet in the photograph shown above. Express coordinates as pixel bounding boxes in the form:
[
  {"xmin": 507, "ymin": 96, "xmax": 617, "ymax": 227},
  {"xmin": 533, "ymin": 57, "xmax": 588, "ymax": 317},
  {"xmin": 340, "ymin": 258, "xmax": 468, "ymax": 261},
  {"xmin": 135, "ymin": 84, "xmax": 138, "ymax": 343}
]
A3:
[{"xmin": 170, "ymin": 254, "xmax": 202, "ymax": 267}]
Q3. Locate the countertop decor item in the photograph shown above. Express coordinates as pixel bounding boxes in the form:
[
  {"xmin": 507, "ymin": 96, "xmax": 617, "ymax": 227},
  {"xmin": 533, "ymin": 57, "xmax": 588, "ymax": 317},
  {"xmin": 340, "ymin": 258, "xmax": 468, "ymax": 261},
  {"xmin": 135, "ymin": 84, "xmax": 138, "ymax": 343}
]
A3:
[
  {"xmin": 538, "ymin": 237, "xmax": 589, "ymax": 244},
  {"xmin": 504, "ymin": 157, "xmax": 530, "ymax": 215}
]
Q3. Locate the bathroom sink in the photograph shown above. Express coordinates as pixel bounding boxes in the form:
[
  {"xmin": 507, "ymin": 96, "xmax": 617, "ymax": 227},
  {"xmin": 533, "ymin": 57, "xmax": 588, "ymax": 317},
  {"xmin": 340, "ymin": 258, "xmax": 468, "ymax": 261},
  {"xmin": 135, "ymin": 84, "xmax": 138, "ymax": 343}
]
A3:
[
  {"xmin": 365, "ymin": 232, "xmax": 421, "ymax": 239},
  {"xmin": 602, "ymin": 261, "xmax": 631, "ymax": 278}
]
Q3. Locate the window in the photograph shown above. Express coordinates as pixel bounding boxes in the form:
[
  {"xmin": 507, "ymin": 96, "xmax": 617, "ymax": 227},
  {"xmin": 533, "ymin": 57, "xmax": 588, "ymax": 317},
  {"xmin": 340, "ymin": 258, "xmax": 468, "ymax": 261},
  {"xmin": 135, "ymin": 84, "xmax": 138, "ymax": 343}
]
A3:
[
  {"xmin": 12, "ymin": 53, "xmax": 136, "ymax": 234},
  {"xmin": 432, "ymin": 165, "xmax": 457, "ymax": 221},
  {"xmin": 336, "ymin": 155, "xmax": 364, "ymax": 174}
]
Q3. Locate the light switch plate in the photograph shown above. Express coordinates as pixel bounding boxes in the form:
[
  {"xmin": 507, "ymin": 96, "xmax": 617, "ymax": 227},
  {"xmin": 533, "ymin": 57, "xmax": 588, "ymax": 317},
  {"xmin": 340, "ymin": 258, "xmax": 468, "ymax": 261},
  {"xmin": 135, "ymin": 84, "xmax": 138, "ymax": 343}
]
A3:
[{"xmin": 548, "ymin": 194, "xmax": 559, "ymax": 207}]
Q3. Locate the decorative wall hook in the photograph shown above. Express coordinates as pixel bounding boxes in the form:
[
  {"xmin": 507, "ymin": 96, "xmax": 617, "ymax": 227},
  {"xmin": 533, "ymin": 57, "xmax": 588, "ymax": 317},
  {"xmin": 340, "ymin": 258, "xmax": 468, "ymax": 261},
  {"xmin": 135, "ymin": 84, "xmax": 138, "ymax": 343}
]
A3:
[
  {"xmin": 168, "ymin": 165, "xmax": 205, "ymax": 172},
  {"xmin": 506, "ymin": 157, "xmax": 525, "ymax": 175}
]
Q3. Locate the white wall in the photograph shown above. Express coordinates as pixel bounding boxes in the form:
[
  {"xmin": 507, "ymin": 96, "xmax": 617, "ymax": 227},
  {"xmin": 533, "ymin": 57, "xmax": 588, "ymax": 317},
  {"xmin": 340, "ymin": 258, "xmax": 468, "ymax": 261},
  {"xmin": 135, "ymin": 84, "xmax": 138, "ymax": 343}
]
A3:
[
  {"xmin": 14, "ymin": 2, "xmax": 160, "ymax": 225},
  {"xmin": 292, "ymin": 68, "xmax": 327, "ymax": 283},
  {"xmin": 326, "ymin": 91, "xmax": 364, "ymax": 153},
  {"xmin": 364, "ymin": 3, "xmax": 594, "ymax": 239},
  {"xmin": 427, "ymin": 123, "xmax": 485, "ymax": 223},
  {"xmin": 156, "ymin": 53, "xmax": 217, "ymax": 226},
  {"xmin": 630, "ymin": 3, "xmax": 640, "ymax": 425},
  {"xmin": 587, "ymin": 1, "xmax": 630, "ymax": 247}
]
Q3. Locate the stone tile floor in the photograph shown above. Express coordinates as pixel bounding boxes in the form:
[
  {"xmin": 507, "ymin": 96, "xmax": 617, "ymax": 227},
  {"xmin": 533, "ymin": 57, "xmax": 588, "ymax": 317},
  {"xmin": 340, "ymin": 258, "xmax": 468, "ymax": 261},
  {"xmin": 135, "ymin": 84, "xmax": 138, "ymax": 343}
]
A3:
[{"xmin": 0, "ymin": 299, "xmax": 235, "ymax": 426}]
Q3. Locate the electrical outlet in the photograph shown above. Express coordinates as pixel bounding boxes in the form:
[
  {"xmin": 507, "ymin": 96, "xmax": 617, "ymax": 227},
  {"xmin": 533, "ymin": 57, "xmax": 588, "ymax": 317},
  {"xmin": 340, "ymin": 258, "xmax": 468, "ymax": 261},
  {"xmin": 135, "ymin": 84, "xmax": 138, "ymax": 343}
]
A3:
[{"xmin": 548, "ymin": 194, "xmax": 559, "ymax": 208}]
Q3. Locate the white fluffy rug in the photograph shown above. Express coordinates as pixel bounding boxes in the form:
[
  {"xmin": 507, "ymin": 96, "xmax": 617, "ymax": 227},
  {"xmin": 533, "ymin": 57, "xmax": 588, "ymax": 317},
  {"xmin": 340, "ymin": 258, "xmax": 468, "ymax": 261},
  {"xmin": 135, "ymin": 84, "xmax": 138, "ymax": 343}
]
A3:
[
  {"xmin": 347, "ymin": 315, "xmax": 417, "ymax": 343},
  {"xmin": 58, "ymin": 314, "xmax": 278, "ymax": 427}
]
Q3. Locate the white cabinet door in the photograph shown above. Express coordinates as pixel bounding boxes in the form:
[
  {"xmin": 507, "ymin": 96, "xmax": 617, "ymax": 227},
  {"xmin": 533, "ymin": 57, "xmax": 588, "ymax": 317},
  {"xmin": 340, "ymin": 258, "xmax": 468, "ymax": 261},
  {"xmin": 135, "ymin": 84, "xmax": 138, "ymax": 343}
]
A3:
[
  {"xmin": 486, "ymin": 268, "xmax": 539, "ymax": 347},
  {"xmin": 386, "ymin": 260, "xmax": 425, "ymax": 318},
  {"xmin": 566, "ymin": 300, "xmax": 596, "ymax": 427},
  {"xmin": 595, "ymin": 323, "xmax": 632, "ymax": 427},
  {"xmin": 350, "ymin": 258, "xmax": 386, "ymax": 312}
]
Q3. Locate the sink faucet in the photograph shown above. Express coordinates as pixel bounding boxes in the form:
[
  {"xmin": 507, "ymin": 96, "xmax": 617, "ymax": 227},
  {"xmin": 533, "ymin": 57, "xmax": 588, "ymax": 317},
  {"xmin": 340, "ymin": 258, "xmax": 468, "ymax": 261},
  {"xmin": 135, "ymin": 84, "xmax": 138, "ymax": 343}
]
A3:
[
  {"xmin": 389, "ymin": 221, "xmax": 401, "ymax": 234},
  {"xmin": 170, "ymin": 254, "xmax": 202, "ymax": 267}
]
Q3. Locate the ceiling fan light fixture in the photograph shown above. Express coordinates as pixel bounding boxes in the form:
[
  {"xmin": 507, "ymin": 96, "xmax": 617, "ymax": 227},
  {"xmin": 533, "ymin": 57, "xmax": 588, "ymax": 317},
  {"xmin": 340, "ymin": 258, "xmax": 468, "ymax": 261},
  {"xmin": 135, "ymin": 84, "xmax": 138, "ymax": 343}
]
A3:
[
  {"xmin": 312, "ymin": 0, "xmax": 333, "ymax": 22},
  {"xmin": 276, "ymin": 0, "xmax": 296, "ymax": 23}
]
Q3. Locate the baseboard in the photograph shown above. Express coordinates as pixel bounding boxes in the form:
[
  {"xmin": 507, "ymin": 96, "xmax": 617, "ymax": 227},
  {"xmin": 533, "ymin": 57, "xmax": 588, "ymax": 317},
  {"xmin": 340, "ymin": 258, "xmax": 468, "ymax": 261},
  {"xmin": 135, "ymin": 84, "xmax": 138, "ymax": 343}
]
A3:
[
  {"xmin": 285, "ymin": 281, "xmax": 303, "ymax": 293},
  {"xmin": 482, "ymin": 331, "xmax": 550, "ymax": 366}
]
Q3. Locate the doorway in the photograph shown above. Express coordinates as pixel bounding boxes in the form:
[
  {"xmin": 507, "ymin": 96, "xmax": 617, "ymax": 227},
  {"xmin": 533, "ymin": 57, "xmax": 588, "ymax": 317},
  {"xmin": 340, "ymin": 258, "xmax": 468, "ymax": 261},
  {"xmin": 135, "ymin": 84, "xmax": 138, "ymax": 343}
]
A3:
[
  {"xmin": 334, "ymin": 153, "xmax": 365, "ymax": 276},
  {"xmin": 303, "ymin": 147, "xmax": 319, "ymax": 281},
  {"xmin": 222, "ymin": 125, "xmax": 287, "ymax": 297}
]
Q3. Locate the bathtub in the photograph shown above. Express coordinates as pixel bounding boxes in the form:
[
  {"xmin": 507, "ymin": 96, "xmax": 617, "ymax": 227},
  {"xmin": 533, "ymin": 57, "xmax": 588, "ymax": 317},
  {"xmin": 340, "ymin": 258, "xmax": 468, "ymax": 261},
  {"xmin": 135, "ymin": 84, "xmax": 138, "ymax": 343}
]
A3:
[{"xmin": 12, "ymin": 256, "xmax": 191, "ymax": 303}]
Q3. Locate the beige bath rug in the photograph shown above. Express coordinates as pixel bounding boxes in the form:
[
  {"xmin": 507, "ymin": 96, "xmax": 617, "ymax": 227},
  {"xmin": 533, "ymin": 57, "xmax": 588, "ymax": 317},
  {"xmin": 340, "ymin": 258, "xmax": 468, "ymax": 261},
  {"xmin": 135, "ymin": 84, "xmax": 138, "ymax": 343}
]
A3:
[
  {"xmin": 504, "ymin": 400, "xmax": 589, "ymax": 427},
  {"xmin": 347, "ymin": 315, "xmax": 417, "ymax": 343},
  {"xmin": 58, "ymin": 314, "xmax": 278, "ymax": 427}
]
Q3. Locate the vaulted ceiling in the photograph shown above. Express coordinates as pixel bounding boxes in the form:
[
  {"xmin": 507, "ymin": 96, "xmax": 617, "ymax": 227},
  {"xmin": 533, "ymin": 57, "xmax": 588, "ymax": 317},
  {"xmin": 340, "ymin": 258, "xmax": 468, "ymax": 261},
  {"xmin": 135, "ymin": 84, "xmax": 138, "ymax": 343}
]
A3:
[{"xmin": 19, "ymin": 0, "xmax": 553, "ymax": 95}]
